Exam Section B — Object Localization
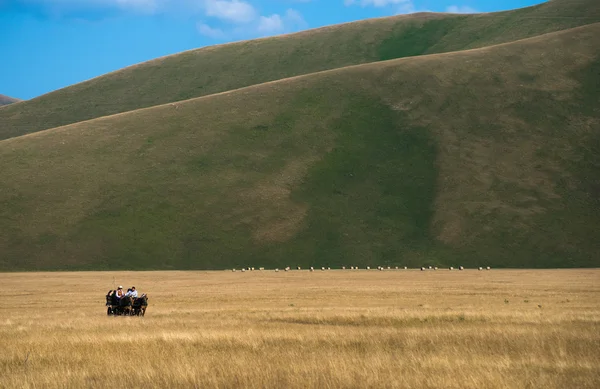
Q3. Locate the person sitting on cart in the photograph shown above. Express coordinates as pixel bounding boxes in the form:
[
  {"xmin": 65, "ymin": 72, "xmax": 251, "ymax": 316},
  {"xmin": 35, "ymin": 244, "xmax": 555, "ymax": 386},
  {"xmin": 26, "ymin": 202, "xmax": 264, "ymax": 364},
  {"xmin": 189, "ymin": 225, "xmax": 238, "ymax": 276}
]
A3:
[
  {"xmin": 115, "ymin": 286, "xmax": 125, "ymax": 299},
  {"xmin": 110, "ymin": 289, "xmax": 119, "ymax": 305},
  {"xmin": 126, "ymin": 286, "xmax": 138, "ymax": 298}
]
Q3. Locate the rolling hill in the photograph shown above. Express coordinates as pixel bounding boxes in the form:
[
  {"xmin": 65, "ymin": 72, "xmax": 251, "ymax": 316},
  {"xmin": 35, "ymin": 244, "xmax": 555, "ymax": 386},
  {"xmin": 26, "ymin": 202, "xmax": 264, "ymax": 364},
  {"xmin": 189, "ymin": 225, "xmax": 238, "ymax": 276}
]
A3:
[
  {"xmin": 1, "ymin": 23, "xmax": 598, "ymax": 270},
  {"xmin": 0, "ymin": 95, "xmax": 20, "ymax": 106},
  {"xmin": 1, "ymin": 0, "xmax": 599, "ymax": 141}
]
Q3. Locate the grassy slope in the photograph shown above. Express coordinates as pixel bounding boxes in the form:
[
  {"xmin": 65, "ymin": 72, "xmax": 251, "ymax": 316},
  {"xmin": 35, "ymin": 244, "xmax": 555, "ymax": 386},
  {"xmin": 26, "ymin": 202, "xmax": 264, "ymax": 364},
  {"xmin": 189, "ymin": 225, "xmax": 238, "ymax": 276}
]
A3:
[
  {"xmin": 0, "ymin": 95, "xmax": 20, "ymax": 106},
  {"xmin": 0, "ymin": 24, "xmax": 598, "ymax": 270},
  {"xmin": 1, "ymin": 0, "xmax": 600, "ymax": 140}
]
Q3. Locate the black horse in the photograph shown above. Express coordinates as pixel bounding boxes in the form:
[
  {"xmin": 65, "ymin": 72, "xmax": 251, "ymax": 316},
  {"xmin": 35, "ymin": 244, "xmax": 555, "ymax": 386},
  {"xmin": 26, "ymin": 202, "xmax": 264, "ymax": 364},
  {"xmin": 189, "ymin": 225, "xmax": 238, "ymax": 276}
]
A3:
[{"xmin": 132, "ymin": 294, "xmax": 148, "ymax": 316}]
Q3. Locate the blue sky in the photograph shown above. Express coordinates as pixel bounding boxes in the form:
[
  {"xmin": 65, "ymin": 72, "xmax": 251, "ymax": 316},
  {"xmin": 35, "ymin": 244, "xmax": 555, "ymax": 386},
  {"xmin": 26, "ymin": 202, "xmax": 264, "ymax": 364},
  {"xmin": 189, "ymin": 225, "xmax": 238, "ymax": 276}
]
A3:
[{"xmin": 1, "ymin": 0, "xmax": 543, "ymax": 99}]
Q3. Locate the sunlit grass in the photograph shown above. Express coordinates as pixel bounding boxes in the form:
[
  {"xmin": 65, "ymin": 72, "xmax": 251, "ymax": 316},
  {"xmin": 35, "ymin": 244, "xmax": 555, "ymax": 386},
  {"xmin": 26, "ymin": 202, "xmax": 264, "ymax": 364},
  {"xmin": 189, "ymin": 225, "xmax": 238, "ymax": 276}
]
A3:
[{"xmin": 1, "ymin": 269, "xmax": 599, "ymax": 388}]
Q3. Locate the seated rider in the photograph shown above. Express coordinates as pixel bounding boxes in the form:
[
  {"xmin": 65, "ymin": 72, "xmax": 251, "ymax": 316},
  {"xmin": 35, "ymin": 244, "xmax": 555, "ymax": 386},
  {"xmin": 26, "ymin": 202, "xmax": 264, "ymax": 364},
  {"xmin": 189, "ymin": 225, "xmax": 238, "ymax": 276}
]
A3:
[
  {"xmin": 110, "ymin": 289, "xmax": 118, "ymax": 305},
  {"xmin": 127, "ymin": 286, "xmax": 138, "ymax": 298},
  {"xmin": 122, "ymin": 286, "xmax": 139, "ymax": 298},
  {"xmin": 115, "ymin": 286, "xmax": 125, "ymax": 299}
]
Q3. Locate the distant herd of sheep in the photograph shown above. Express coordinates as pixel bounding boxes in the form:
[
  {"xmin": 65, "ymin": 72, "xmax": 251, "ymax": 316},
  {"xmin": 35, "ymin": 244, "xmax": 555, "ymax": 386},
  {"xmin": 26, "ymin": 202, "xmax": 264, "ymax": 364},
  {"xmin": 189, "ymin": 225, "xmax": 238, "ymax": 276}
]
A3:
[{"xmin": 231, "ymin": 265, "xmax": 492, "ymax": 272}]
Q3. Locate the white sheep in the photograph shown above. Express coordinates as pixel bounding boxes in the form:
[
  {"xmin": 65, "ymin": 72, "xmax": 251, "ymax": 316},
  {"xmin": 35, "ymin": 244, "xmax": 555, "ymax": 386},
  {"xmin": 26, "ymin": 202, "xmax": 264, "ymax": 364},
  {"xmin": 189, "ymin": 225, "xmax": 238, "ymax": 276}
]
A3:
[
  {"xmin": 232, "ymin": 269, "xmax": 236, "ymax": 272},
  {"xmin": 486, "ymin": 266, "xmax": 491, "ymax": 270},
  {"xmin": 428, "ymin": 266, "xmax": 432, "ymax": 270},
  {"xmin": 342, "ymin": 266, "xmax": 346, "ymax": 270},
  {"xmin": 421, "ymin": 267, "xmax": 425, "ymax": 271},
  {"xmin": 434, "ymin": 267, "xmax": 438, "ymax": 270},
  {"xmin": 404, "ymin": 266, "xmax": 408, "ymax": 270},
  {"xmin": 366, "ymin": 266, "xmax": 371, "ymax": 270},
  {"xmin": 241, "ymin": 268, "xmax": 246, "ymax": 272},
  {"xmin": 275, "ymin": 268, "xmax": 279, "ymax": 272},
  {"xmin": 449, "ymin": 267, "xmax": 454, "ymax": 270},
  {"xmin": 459, "ymin": 266, "xmax": 464, "ymax": 270},
  {"xmin": 297, "ymin": 266, "xmax": 301, "ymax": 270},
  {"xmin": 478, "ymin": 267, "xmax": 483, "ymax": 271},
  {"xmin": 310, "ymin": 267, "xmax": 314, "ymax": 272}
]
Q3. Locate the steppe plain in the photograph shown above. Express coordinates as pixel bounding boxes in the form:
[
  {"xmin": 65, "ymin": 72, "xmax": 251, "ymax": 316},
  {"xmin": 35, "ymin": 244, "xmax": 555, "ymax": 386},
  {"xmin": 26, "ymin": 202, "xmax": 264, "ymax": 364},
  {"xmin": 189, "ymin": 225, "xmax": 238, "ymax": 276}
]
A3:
[{"xmin": 1, "ymin": 269, "xmax": 599, "ymax": 388}]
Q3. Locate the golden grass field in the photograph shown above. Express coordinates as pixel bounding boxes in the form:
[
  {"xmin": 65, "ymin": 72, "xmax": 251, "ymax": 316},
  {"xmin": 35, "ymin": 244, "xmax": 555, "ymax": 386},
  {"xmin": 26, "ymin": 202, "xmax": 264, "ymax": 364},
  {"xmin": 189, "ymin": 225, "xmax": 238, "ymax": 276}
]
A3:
[{"xmin": 1, "ymin": 269, "xmax": 599, "ymax": 388}]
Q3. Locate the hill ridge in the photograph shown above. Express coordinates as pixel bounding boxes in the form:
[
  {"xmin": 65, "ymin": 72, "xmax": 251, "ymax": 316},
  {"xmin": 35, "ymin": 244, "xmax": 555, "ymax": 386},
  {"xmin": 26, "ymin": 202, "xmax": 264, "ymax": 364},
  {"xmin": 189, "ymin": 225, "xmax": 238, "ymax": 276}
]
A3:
[
  {"xmin": 2, "ymin": 0, "xmax": 599, "ymax": 141},
  {"xmin": 0, "ymin": 94, "xmax": 20, "ymax": 107},
  {"xmin": 3, "ymin": 22, "xmax": 597, "ymax": 144}
]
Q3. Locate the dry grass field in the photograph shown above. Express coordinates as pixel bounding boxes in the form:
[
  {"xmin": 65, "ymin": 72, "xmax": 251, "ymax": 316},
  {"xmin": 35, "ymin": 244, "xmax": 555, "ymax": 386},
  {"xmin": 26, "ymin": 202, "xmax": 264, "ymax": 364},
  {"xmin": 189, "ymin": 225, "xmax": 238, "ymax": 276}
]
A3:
[{"xmin": 1, "ymin": 269, "xmax": 599, "ymax": 388}]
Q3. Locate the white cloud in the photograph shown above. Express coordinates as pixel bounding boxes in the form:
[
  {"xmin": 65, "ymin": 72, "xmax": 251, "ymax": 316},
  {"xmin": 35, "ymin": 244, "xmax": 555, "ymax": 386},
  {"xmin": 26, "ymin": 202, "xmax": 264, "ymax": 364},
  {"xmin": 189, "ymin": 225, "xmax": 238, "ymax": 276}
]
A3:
[
  {"xmin": 257, "ymin": 14, "xmax": 284, "ymax": 33},
  {"xmin": 11, "ymin": 1, "xmax": 309, "ymax": 40},
  {"xmin": 197, "ymin": 22, "xmax": 226, "ymax": 38},
  {"xmin": 446, "ymin": 5, "xmax": 477, "ymax": 13},
  {"xmin": 200, "ymin": 8, "xmax": 307, "ymax": 40},
  {"xmin": 205, "ymin": 0, "xmax": 256, "ymax": 23},
  {"xmin": 257, "ymin": 9, "xmax": 306, "ymax": 34},
  {"xmin": 344, "ymin": 0, "xmax": 411, "ymax": 8},
  {"xmin": 344, "ymin": 0, "xmax": 421, "ymax": 15},
  {"xmin": 345, "ymin": 0, "xmax": 478, "ymax": 15}
]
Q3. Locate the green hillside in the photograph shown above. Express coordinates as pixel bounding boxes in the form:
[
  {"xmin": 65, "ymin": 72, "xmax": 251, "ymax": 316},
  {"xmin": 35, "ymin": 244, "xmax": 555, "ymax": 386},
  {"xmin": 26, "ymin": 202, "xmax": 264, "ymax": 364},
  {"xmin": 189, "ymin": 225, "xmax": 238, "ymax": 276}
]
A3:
[
  {"xmin": 1, "ymin": 0, "xmax": 599, "ymax": 141},
  {"xmin": 0, "ymin": 95, "xmax": 20, "ymax": 106},
  {"xmin": 1, "ymin": 23, "xmax": 598, "ymax": 270}
]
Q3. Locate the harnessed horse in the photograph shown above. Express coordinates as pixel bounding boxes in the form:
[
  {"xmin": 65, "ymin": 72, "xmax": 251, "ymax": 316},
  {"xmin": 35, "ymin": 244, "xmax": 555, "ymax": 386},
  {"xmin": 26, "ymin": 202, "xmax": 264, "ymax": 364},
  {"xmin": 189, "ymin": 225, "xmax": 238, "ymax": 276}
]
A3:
[{"xmin": 132, "ymin": 294, "xmax": 148, "ymax": 316}]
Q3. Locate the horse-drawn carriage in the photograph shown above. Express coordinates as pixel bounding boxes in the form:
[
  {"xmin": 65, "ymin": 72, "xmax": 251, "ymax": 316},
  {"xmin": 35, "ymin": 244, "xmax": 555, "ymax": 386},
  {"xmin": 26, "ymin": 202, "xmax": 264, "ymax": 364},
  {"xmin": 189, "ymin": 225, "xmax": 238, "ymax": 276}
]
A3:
[{"xmin": 106, "ymin": 291, "xmax": 148, "ymax": 316}]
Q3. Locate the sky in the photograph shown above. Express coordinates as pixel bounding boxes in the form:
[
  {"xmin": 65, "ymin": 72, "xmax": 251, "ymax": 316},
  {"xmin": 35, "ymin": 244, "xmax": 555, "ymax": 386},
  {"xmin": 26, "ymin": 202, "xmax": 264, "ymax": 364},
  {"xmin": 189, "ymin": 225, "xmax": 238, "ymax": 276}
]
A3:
[{"xmin": 1, "ymin": 0, "xmax": 544, "ymax": 100}]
